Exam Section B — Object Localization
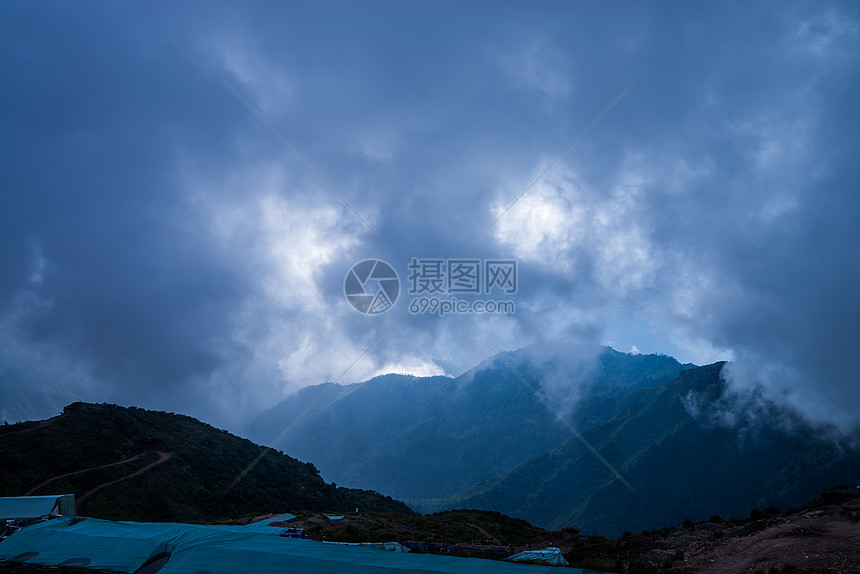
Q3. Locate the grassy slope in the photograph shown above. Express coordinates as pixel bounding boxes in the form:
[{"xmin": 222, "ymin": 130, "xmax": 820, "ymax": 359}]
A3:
[{"xmin": 0, "ymin": 402, "xmax": 409, "ymax": 522}]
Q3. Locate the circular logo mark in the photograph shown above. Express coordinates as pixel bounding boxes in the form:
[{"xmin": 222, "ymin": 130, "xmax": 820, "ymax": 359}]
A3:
[{"xmin": 344, "ymin": 259, "xmax": 400, "ymax": 315}]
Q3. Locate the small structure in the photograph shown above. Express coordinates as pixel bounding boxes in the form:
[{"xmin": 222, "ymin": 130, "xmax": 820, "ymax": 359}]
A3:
[
  {"xmin": 504, "ymin": 547, "xmax": 569, "ymax": 566},
  {"xmin": 0, "ymin": 495, "xmax": 75, "ymax": 541},
  {"xmin": 0, "ymin": 495, "xmax": 76, "ymax": 521}
]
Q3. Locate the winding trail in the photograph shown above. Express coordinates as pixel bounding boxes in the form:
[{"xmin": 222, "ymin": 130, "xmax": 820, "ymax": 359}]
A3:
[
  {"xmin": 76, "ymin": 451, "xmax": 173, "ymax": 507},
  {"xmin": 25, "ymin": 454, "xmax": 143, "ymax": 495}
]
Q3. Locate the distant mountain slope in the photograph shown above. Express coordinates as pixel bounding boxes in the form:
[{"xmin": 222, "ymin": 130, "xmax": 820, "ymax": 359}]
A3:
[
  {"xmin": 245, "ymin": 345, "xmax": 687, "ymax": 505},
  {"xmin": 0, "ymin": 375, "xmax": 78, "ymax": 425},
  {"xmin": 0, "ymin": 402, "xmax": 409, "ymax": 522},
  {"xmin": 448, "ymin": 363, "xmax": 860, "ymax": 536}
]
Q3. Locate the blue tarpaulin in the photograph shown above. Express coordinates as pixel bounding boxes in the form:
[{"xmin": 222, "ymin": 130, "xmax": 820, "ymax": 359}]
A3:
[
  {"xmin": 505, "ymin": 547, "xmax": 569, "ymax": 566},
  {"xmin": 0, "ymin": 517, "xmax": 596, "ymax": 573}
]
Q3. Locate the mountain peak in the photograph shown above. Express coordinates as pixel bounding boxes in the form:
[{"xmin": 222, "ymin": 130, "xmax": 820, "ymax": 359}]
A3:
[{"xmin": 673, "ymin": 360, "xmax": 728, "ymax": 388}]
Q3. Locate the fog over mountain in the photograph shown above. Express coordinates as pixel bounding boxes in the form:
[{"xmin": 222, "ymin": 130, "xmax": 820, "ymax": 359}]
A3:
[
  {"xmin": 2, "ymin": 2, "xmax": 859, "ymax": 437},
  {"xmin": 450, "ymin": 361, "xmax": 860, "ymax": 535},
  {"xmin": 245, "ymin": 344, "xmax": 689, "ymax": 503},
  {"xmin": 247, "ymin": 349, "xmax": 860, "ymax": 536}
]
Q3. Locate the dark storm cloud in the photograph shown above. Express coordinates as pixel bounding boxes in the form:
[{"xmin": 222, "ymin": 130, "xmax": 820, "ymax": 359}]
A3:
[
  {"xmin": 1, "ymin": 1, "xmax": 858, "ymax": 431},
  {"xmin": 0, "ymin": 3, "xmax": 258, "ymax": 414}
]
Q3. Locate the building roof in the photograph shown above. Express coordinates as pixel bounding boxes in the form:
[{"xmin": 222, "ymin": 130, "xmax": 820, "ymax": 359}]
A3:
[
  {"xmin": 0, "ymin": 495, "xmax": 75, "ymax": 521},
  {"xmin": 0, "ymin": 516, "xmax": 588, "ymax": 574}
]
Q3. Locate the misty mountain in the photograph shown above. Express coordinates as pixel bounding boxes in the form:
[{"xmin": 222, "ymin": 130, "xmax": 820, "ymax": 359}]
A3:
[
  {"xmin": 245, "ymin": 344, "xmax": 688, "ymax": 505},
  {"xmin": 448, "ymin": 362, "xmax": 860, "ymax": 536},
  {"xmin": 0, "ymin": 371, "xmax": 78, "ymax": 425}
]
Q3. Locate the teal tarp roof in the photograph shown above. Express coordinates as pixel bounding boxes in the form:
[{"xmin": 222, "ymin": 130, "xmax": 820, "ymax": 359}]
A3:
[
  {"xmin": 322, "ymin": 541, "xmax": 411, "ymax": 552},
  {"xmin": 0, "ymin": 517, "xmax": 602, "ymax": 574},
  {"xmin": 0, "ymin": 495, "xmax": 75, "ymax": 520},
  {"xmin": 241, "ymin": 513, "xmax": 295, "ymax": 533},
  {"xmin": 505, "ymin": 547, "xmax": 569, "ymax": 566}
]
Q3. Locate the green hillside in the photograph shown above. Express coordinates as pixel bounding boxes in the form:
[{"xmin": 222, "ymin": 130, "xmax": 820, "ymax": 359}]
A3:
[{"xmin": 0, "ymin": 402, "xmax": 409, "ymax": 522}]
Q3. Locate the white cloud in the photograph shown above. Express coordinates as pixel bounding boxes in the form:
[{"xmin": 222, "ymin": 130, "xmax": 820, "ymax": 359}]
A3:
[
  {"xmin": 370, "ymin": 357, "xmax": 450, "ymax": 379},
  {"xmin": 795, "ymin": 8, "xmax": 860, "ymax": 61},
  {"xmin": 491, "ymin": 165, "xmax": 656, "ymax": 293},
  {"xmin": 346, "ymin": 126, "xmax": 401, "ymax": 162},
  {"xmin": 197, "ymin": 33, "xmax": 292, "ymax": 116},
  {"xmin": 721, "ymin": 359, "xmax": 858, "ymax": 434},
  {"xmin": 26, "ymin": 241, "xmax": 47, "ymax": 286},
  {"xmin": 491, "ymin": 179, "xmax": 583, "ymax": 268},
  {"xmin": 495, "ymin": 36, "xmax": 572, "ymax": 97},
  {"xmin": 174, "ymin": 160, "xmax": 375, "ymax": 423},
  {"xmin": 727, "ymin": 111, "xmax": 813, "ymax": 176},
  {"xmin": 183, "ymin": 161, "xmax": 363, "ymax": 311},
  {"xmin": 619, "ymin": 151, "xmax": 714, "ymax": 196}
]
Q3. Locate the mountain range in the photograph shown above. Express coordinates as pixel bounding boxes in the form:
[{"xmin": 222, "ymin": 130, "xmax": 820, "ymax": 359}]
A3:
[
  {"xmin": 245, "ymin": 344, "xmax": 688, "ymax": 504},
  {"xmin": 246, "ymin": 344, "xmax": 860, "ymax": 536},
  {"xmin": 4, "ymin": 343, "xmax": 857, "ymax": 538}
]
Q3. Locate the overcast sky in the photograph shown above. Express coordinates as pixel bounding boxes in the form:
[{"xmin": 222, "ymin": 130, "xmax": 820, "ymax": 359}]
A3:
[{"xmin": 2, "ymin": 1, "xmax": 858, "ymax": 433}]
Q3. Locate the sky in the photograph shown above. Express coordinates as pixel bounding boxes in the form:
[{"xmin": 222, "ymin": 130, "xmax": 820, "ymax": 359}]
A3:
[{"xmin": 1, "ymin": 1, "xmax": 858, "ymax": 433}]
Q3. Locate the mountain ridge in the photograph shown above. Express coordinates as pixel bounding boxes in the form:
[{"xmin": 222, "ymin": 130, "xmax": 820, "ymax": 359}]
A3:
[
  {"xmin": 0, "ymin": 401, "xmax": 410, "ymax": 522},
  {"xmin": 245, "ymin": 344, "xmax": 690, "ymax": 505},
  {"xmin": 246, "ymin": 350, "xmax": 859, "ymax": 537},
  {"xmin": 448, "ymin": 361, "xmax": 860, "ymax": 535}
]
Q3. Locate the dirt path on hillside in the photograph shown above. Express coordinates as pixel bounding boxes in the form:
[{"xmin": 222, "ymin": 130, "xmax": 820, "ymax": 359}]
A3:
[
  {"xmin": 76, "ymin": 451, "xmax": 173, "ymax": 507},
  {"xmin": 25, "ymin": 453, "xmax": 143, "ymax": 495}
]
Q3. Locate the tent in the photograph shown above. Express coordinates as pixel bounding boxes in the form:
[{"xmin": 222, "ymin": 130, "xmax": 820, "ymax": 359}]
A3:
[
  {"xmin": 0, "ymin": 495, "xmax": 76, "ymax": 521},
  {"xmin": 504, "ymin": 547, "xmax": 569, "ymax": 566},
  {"xmin": 0, "ymin": 517, "xmax": 590, "ymax": 573}
]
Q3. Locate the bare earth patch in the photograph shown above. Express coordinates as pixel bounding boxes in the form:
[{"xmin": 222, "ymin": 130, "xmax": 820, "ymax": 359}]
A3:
[{"xmin": 667, "ymin": 499, "xmax": 860, "ymax": 574}]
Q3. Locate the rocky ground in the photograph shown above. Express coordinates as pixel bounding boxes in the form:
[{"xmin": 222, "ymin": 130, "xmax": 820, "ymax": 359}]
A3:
[
  {"xmin": 236, "ymin": 490, "xmax": 860, "ymax": 573},
  {"xmin": 592, "ymin": 490, "xmax": 860, "ymax": 574},
  {"xmin": 664, "ymin": 494, "xmax": 860, "ymax": 574}
]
